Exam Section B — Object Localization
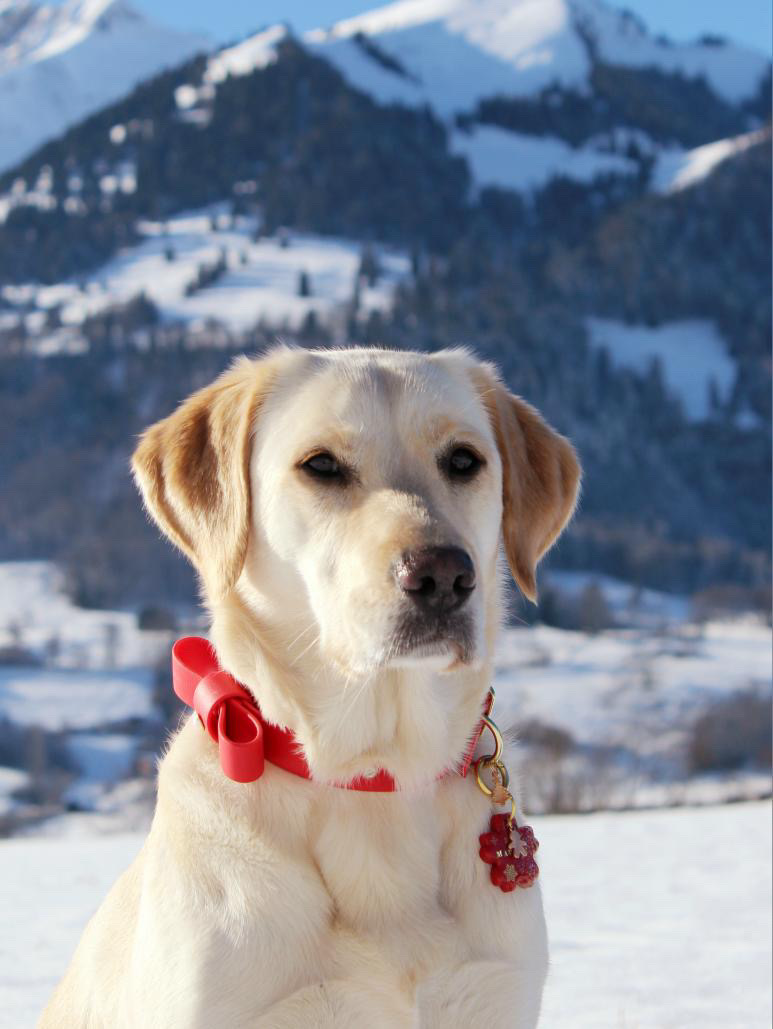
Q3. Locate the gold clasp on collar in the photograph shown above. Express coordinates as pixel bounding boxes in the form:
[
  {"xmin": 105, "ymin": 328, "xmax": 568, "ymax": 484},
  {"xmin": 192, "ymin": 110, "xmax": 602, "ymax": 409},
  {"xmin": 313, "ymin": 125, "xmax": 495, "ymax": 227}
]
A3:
[{"xmin": 474, "ymin": 713, "xmax": 516, "ymax": 824}]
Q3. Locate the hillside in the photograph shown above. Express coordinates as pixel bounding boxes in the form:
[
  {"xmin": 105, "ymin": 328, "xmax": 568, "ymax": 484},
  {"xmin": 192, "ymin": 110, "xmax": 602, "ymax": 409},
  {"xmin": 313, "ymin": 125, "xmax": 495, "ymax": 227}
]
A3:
[{"xmin": 0, "ymin": 0, "xmax": 769, "ymax": 608}]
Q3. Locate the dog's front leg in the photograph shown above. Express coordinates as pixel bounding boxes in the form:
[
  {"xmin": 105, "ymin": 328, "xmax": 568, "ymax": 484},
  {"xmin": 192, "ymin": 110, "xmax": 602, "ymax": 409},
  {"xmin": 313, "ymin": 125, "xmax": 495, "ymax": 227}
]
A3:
[
  {"xmin": 417, "ymin": 959, "xmax": 546, "ymax": 1029},
  {"xmin": 254, "ymin": 978, "xmax": 419, "ymax": 1029},
  {"xmin": 432, "ymin": 779, "xmax": 549, "ymax": 1027}
]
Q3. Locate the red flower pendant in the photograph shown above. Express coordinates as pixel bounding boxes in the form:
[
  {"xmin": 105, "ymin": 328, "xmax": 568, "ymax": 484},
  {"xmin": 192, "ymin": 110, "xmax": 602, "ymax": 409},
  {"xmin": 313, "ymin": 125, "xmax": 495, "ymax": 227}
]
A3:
[{"xmin": 479, "ymin": 812, "xmax": 539, "ymax": 892}]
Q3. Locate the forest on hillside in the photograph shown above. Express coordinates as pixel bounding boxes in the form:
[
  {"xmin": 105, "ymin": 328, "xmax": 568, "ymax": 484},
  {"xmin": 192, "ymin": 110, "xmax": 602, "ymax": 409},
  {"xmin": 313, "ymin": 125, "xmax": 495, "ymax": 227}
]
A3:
[{"xmin": 0, "ymin": 37, "xmax": 769, "ymax": 613}]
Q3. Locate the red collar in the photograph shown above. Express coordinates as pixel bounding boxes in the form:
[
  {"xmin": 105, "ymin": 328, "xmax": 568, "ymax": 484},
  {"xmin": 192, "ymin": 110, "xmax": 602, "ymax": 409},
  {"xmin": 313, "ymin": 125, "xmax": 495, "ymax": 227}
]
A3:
[{"xmin": 172, "ymin": 636, "xmax": 491, "ymax": 791}]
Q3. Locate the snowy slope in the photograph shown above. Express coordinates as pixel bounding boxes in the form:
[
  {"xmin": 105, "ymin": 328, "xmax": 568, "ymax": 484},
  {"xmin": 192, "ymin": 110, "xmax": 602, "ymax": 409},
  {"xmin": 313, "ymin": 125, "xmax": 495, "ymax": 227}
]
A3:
[
  {"xmin": 585, "ymin": 317, "xmax": 736, "ymax": 421},
  {"xmin": 0, "ymin": 0, "xmax": 766, "ymax": 206},
  {"xmin": 0, "ymin": 0, "xmax": 207, "ymax": 171},
  {"xmin": 652, "ymin": 127, "xmax": 771, "ymax": 195},
  {"xmin": 450, "ymin": 124, "xmax": 637, "ymax": 192},
  {"xmin": 1, "ymin": 205, "xmax": 411, "ymax": 349},
  {"xmin": 1, "ymin": 801, "xmax": 769, "ymax": 1028}
]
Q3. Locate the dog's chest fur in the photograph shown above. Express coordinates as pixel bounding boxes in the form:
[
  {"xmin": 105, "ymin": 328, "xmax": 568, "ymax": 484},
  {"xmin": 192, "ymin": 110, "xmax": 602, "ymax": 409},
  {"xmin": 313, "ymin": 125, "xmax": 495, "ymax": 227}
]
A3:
[
  {"xmin": 311, "ymin": 788, "xmax": 466, "ymax": 979},
  {"xmin": 145, "ymin": 717, "xmax": 540, "ymax": 1020}
]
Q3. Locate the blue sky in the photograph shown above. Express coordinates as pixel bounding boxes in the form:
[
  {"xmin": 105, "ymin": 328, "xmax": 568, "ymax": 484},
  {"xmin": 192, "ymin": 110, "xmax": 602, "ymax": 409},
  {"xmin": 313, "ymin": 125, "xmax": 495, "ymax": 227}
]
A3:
[{"xmin": 134, "ymin": 0, "xmax": 772, "ymax": 54}]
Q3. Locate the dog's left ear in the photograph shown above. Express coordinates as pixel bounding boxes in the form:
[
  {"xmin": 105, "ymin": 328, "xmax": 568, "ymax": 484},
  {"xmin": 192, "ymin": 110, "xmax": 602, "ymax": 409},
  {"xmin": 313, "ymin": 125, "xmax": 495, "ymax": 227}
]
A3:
[
  {"xmin": 475, "ymin": 366, "xmax": 582, "ymax": 603},
  {"xmin": 131, "ymin": 356, "xmax": 274, "ymax": 599}
]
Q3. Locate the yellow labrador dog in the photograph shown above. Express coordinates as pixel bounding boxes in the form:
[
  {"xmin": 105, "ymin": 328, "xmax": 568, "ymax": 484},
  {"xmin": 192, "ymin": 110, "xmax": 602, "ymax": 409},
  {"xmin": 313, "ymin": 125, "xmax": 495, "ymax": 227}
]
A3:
[{"xmin": 41, "ymin": 346, "xmax": 580, "ymax": 1028}]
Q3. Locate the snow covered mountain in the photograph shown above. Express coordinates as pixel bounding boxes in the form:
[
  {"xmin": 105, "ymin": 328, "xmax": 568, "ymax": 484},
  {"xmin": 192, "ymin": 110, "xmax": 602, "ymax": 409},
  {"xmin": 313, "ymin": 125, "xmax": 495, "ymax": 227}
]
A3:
[
  {"xmin": 1, "ymin": 0, "xmax": 769, "ymax": 189},
  {"xmin": 0, "ymin": 0, "xmax": 207, "ymax": 171},
  {"xmin": 304, "ymin": 0, "xmax": 768, "ymax": 109},
  {"xmin": 199, "ymin": 0, "xmax": 770, "ymax": 193},
  {"xmin": 0, "ymin": 0, "xmax": 769, "ymax": 602},
  {"xmin": 211, "ymin": 0, "xmax": 769, "ymax": 109}
]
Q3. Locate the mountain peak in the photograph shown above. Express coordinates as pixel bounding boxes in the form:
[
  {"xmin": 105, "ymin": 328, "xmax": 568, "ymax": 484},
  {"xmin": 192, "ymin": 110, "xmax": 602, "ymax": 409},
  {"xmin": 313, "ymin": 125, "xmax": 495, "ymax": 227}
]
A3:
[
  {"xmin": 0, "ymin": 0, "xmax": 208, "ymax": 171},
  {"xmin": 300, "ymin": 0, "xmax": 769, "ymax": 108}
]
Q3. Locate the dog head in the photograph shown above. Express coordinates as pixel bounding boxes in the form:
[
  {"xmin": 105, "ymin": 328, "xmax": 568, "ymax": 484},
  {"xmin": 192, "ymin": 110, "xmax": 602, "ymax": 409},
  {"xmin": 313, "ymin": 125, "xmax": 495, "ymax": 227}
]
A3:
[{"xmin": 132, "ymin": 347, "xmax": 580, "ymax": 780}]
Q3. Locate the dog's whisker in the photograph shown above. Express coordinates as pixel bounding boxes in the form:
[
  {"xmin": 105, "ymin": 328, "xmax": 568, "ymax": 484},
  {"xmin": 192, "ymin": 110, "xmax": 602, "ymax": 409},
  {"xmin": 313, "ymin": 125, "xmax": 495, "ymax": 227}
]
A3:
[
  {"xmin": 286, "ymin": 622, "xmax": 318, "ymax": 653},
  {"xmin": 341, "ymin": 666, "xmax": 356, "ymax": 698},
  {"xmin": 339, "ymin": 665, "xmax": 376, "ymax": 722},
  {"xmin": 289, "ymin": 632, "xmax": 321, "ymax": 667}
]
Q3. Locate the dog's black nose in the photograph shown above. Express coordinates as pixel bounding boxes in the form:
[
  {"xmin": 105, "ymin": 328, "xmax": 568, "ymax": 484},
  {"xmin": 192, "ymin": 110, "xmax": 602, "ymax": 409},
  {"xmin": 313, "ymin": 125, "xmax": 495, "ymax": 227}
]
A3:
[{"xmin": 396, "ymin": 547, "xmax": 476, "ymax": 614}]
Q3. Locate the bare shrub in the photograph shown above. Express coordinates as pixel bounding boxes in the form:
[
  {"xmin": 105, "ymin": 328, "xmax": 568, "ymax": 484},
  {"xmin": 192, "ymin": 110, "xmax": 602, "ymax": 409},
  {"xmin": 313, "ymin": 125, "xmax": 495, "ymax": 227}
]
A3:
[
  {"xmin": 0, "ymin": 718, "xmax": 76, "ymax": 811},
  {"xmin": 577, "ymin": 582, "xmax": 616, "ymax": 634},
  {"xmin": 687, "ymin": 689, "xmax": 772, "ymax": 773},
  {"xmin": 519, "ymin": 719, "xmax": 574, "ymax": 756},
  {"xmin": 0, "ymin": 645, "xmax": 41, "ymax": 667},
  {"xmin": 138, "ymin": 606, "xmax": 177, "ymax": 631},
  {"xmin": 691, "ymin": 583, "xmax": 772, "ymax": 623},
  {"xmin": 534, "ymin": 580, "xmax": 616, "ymax": 632},
  {"xmin": 517, "ymin": 719, "xmax": 641, "ymax": 813}
]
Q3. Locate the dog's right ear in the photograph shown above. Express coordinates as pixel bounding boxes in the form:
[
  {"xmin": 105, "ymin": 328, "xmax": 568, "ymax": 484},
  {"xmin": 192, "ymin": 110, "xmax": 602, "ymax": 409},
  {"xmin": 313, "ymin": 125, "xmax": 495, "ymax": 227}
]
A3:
[{"xmin": 131, "ymin": 356, "xmax": 275, "ymax": 599}]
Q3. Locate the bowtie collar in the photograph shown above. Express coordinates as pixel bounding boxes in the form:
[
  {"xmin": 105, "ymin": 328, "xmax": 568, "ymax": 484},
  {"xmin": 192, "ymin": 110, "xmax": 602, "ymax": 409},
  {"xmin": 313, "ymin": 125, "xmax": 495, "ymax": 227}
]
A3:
[{"xmin": 172, "ymin": 636, "xmax": 491, "ymax": 791}]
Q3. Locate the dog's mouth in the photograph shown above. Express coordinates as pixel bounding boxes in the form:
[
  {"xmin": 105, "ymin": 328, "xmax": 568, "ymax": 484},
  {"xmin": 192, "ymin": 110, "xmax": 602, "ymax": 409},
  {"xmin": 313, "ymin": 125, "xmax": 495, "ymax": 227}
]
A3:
[{"xmin": 388, "ymin": 613, "xmax": 475, "ymax": 666}]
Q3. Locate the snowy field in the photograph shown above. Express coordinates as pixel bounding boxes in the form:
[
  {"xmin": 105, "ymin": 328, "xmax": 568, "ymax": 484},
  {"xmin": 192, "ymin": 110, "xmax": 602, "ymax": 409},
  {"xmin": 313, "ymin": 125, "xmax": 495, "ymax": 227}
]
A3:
[
  {"xmin": 0, "ymin": 800, "xmax": 768, "ymax": 1028},
  {"xmin": 496, "ymin": 617, "xmax": 769, "ymax": 757},
  {"xmin": 2, "ymin": 208, "xmax": 410, "ymax": 352},
  {"xmin": 0, "ymin": 561, "xmax": 163, "ymax": 669},
  {"xmin": 0, "ymin": 561, "xmax": 175, "ymax": 817}
]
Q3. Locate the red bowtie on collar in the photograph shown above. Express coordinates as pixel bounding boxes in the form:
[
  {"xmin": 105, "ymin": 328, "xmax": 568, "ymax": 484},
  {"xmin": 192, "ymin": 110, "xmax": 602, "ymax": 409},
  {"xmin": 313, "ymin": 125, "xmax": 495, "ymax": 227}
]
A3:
[{"xmin": 171, "ymin": 636, "xmax": 491, "ymax": 791}]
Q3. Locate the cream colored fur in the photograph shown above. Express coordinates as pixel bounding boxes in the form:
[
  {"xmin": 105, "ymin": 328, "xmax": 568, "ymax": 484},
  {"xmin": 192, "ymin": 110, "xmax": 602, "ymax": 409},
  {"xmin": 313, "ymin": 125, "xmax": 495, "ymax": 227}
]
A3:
[{"xmin": 40, "ymin": 347, "xmax": 580, "ymax": 1028}]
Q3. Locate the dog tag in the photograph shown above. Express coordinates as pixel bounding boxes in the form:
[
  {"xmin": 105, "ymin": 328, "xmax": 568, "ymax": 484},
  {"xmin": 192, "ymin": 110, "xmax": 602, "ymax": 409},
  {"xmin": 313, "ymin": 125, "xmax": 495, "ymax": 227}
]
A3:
[{"xmin": 478, "ymin": 812, "xmax": 539, "ymax": 893}]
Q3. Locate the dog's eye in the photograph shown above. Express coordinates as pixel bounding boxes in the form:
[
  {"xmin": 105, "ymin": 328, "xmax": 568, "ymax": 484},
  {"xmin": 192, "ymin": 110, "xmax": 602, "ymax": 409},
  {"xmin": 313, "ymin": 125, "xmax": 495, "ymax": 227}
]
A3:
[
  {"xmin": 446, "ymin": 447, "xmax": 484, "ymax": 480},
  {"xmin": 302, "ymin": 452, "xmax": 343, "ymax": 480}
]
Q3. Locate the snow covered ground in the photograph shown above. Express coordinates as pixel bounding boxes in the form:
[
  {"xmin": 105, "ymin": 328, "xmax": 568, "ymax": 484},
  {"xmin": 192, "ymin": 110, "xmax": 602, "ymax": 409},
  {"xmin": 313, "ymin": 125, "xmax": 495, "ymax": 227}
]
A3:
[
  {"xmin": 0, "ymin": 800, "xmax": 768, "ymax": 1028},
  {"xmin": 585, "ymin": 317, "xmax": 736, "ymax": 421},
  {"xmin": 540, "ymin": 801, "xmax": 772, "ymax": 1028},
  {"xmin": 0, "ymin": 666, "xmax": 153, "ymax": 731}
]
